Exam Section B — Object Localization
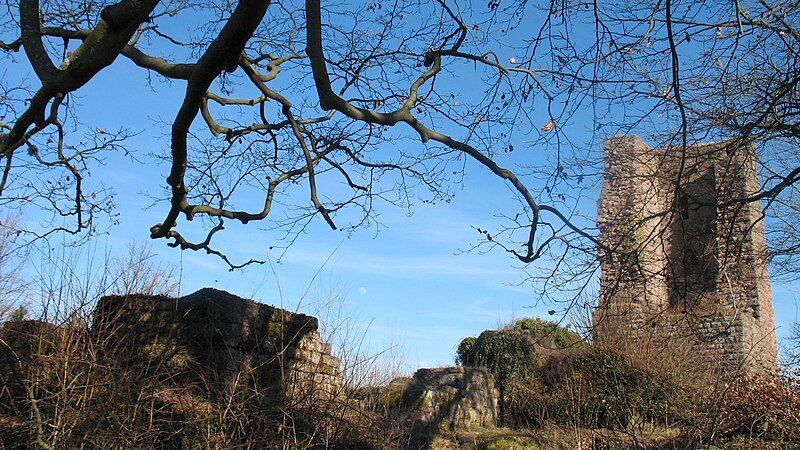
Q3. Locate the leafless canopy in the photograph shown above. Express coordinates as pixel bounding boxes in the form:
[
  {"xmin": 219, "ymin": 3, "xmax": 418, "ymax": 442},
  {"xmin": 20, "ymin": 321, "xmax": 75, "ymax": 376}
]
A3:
[{"xmin": 0, "ymin": 0, "xmax": 798, "ymax": 284}]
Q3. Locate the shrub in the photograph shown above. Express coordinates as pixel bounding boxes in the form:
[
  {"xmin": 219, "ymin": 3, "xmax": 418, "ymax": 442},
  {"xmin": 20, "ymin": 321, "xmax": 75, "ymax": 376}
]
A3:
[
  {"xmin": 715, "ymin": 369, "xmax": 800, "ymax": 442},
  {"xmin": 455, "ymin": 325, "xmax": 542, "ymax": 426},
  {"xmin": 509, "ymin": 317, "xmax": 584, "ymax": 348},
  {"xmin": 455, "ymin": 318, "xmax": 584, "ymax": 383},
  {"xmin": 498, "ymin": 347, "xmax": 676, "ymax": 429},
  {"xmin": 455, "ymin": 318, "xmax": 591, "ymax": 427},
  {"xmin": 0, "ymin": 316, "xmax": 395, "ymax": 449},
  {"xmin": 7, "ymin": 305, "xmax": 27, "ymax": 322},
  {"xmin": 455, "ymin": 336, "xmax": 478, "ymax": 365},
  {"xmin": 456, "ymin": 324, "xmax": 674, "ymax": 430},
  {"xmin": 527, "ymin": 348, "xmax": 673, "ymax": 429},
  {"xmin": 456, "ymin": 329, "xmax": 535, "ymax": 387}
]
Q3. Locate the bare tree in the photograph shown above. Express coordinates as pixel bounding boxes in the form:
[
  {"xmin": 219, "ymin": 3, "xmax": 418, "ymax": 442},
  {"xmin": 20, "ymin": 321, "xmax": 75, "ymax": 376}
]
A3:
[
  {"xmin": 584, "ymin": 0, "xmax": 800, "ymax": 278},
  {"xmin": 0, "ymin": 0, "xmax": 797, "ymax": 295},
  {"xmin": 0, "ymin": 0, "xmax": 608, "ymax": 273}
]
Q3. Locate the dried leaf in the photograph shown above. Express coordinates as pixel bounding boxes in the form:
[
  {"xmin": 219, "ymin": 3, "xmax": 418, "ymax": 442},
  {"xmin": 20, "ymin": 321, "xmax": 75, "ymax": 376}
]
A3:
[{"xmin": 541, "ymin": 120, "xmax": 556, "ymax": 132}]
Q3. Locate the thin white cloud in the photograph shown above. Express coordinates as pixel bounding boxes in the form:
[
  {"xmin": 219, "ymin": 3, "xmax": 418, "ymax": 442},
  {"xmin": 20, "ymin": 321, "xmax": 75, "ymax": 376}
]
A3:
[
  {"xmin": 378, "ymin": 206, "xmax": 485, "ymax": 248},
  {"xmin": 280, "ymin": 247, "xmax": 520, "ymax": 281}
]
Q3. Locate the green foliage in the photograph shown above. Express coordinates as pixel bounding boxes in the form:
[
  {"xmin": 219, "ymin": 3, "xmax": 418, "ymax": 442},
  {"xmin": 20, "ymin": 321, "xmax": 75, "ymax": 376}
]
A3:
[
  {"xmin": 456, "ymin": 318, "xmax": 595, "ymax": 427},
  {"xmin": 455, "ymin": 336, "xmax": 477, "ymax": 365},
  {"xmin": 455, "ymin": 318, "xmax": 677, "ymax": 431},
  {"xmin": 509, "ymin": 318, "xmax": 583, "ymax": 348},
  {"xmin": 519, "ymin": 348, "xmax": 673, "ymax": 429},
  {"xmin": 455, "ymin": 318, "xmax": 584, "ymax": 385},
  {"xmin": 8, "ymin": 305, "xmax": 27, "ymax": 322},
  {"xmin": 456, "ymin": 329, "xmax": 534, "ymax": 386}
]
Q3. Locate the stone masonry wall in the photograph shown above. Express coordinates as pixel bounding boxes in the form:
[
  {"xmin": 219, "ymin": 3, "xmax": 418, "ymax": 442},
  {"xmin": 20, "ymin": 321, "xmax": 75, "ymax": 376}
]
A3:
[
  {"xmin": 92, "ymin": 288, "xmax": 342, "ymax": 400},
  {"xmin": 382, "ymin": 366, "xmax": 499, "ymax": 437},
  {"xmin": 594, "ymin": 135, "xmax": 777, "ymax": 376}
]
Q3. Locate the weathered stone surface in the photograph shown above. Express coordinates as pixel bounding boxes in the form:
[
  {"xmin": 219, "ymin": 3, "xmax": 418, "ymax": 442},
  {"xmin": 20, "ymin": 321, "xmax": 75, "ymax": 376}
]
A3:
[
  {"xmin": 594, "ymin": 136, "xmax": 777, "ymax": 376},
  {"xmin": 93, "ymin": 287, "xmax": 342, "ymax": 399},
  {"xmin": 388, "ymin": 366, "xmax": 499, "ymax": 432}
]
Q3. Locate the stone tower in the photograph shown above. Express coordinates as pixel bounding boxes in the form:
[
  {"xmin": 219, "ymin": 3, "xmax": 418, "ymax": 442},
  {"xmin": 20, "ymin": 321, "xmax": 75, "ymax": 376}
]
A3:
[{"xmin": 593, "ymin": 135, "xmax": 777, "ymax": 375}]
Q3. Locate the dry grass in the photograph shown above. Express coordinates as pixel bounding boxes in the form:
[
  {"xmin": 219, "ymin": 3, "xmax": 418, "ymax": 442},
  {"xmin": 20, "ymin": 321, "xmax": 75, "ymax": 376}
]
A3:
[{"xmin": 0, "ymin": 238, "xmax": 412, "ymax": 449}]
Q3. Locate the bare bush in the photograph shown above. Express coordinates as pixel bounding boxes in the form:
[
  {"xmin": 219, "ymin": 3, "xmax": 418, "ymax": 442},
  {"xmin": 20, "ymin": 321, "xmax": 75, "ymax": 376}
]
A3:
[
  {"xmin": 788, "ymin": 322, "xmax": 800, "ymax": 369},
  {"xmin": 0, "ymin": 255, "xmax": 412, "ymax": 448},
  {"xmin": 107, "ymin": 242, "xmax": 179, "ymax": 297},
  {"xmin": 25, "ymin": 240, "xmax": 176, "ymax": 327},
  {"xmin": 0, "ymin": 215, "xmax": 28, "ymax": 321},
  {"xmin": 0, "ymin": 239, "xmax": 183, "ymax": 448},
  {"xmin": 713, "ymin": 369, "xmax": 800, "ymax": 444},
  {"xmin": 0, "ymin": 304, "xmax": 404, "ymax": 448}
]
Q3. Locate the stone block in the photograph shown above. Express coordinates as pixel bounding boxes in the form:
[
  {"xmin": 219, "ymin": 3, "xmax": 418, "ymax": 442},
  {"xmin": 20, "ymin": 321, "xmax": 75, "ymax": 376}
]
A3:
[{"xmin": 387, "ymin": 366, "xmax": 499, "ymax": 432}]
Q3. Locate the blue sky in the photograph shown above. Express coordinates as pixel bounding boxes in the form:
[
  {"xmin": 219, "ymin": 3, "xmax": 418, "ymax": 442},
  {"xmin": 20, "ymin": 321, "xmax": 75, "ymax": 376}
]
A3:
[
  {"xmin": 3, "ymin": 54, "xmax": 531, "ymax": 369},
  {"xmin": 2, "ymin": 1, "xmax": 798, "ymax": 372},
  {"xmin": 62, "ymin": 51, "xmax": 800, "ymax": 368},
  {"xmin": 41, "ymin": 54, "xmax": 586, "ymax": 368}
]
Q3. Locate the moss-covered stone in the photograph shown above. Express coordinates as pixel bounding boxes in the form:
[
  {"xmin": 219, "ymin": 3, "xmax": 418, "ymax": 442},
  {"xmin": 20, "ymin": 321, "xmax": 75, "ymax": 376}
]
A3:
[
  {"xmin": 93, "ymin": 288, "xmax": 343, "ymax": 400},
  {"xmin": 383, "ymin": 366, "xmax": 500, "ymax": 441},
  {"xmin": 480, "ymin": 435, "xmax": 541, "ymax": 450}
]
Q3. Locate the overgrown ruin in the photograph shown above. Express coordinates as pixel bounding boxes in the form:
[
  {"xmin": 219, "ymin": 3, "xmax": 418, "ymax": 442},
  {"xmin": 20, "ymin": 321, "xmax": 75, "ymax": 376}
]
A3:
[
  {"xmin": 94, "ymin": 287, "xmax": 344, "ymax": 400},
  {"xmin": 594, "ymin": 135, "xmax": 777, "ymax": 375}
]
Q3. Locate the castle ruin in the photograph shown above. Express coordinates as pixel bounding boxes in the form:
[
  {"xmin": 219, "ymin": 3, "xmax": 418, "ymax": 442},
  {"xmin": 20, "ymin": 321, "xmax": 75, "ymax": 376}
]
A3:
[
  {"xmin": 93, "ymin": 288, "xmax": 343, "ymax": 400},
  {"xmin": 593, "ymin": 135, "xmax": 777, "ymax": 375}
]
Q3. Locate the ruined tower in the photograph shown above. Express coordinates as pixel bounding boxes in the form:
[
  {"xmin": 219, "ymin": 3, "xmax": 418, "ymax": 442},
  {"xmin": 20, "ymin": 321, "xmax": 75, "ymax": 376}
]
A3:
[{"xmin": 593, "ymin": 135, "xmax": 777, "ymax": 375}]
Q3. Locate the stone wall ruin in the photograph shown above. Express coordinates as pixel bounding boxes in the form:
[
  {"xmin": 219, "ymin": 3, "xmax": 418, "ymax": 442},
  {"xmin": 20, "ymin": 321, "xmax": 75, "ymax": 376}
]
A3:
[
  {"xmin": 93, "ymin": 287, "xmax": 343, "ymax": 400},
  {"xmin": 593, "ymin": 135, "xmax": 777, "ymax": 375}
]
